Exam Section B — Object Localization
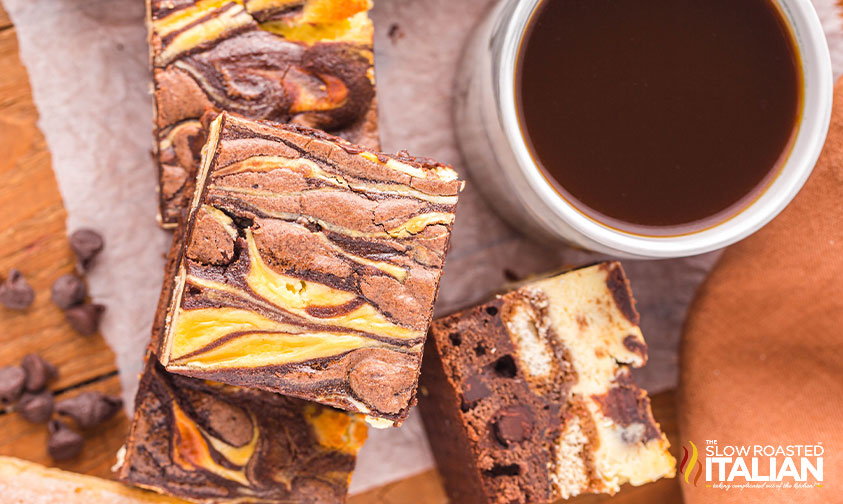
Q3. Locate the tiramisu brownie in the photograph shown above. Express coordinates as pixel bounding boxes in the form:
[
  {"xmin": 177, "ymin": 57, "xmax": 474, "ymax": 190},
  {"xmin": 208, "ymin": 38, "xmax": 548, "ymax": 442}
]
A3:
[
  {"xmin": 0, "ymin": 456, "xmax": 184, "ymax": 503},
  {"xmin": 418, "ymin": 262, "xmax": 675, "ymax": 503},
  {"xmin": 118, "ymin": 356, "xmax": 367, "ymax": 503},
  {"xmin": 148, "ymin": 0, "xmax": 378, "ymax": 227},
  {"xmin": 156, "ymin": 113, "xmax": 463, "ymax": 426}
]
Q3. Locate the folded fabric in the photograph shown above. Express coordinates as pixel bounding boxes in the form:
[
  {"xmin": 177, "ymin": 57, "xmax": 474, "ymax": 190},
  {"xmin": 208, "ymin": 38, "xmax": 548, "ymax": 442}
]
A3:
[{"xmin": 679, "ymin": 78, "xmax": 843, "ymax": 502}]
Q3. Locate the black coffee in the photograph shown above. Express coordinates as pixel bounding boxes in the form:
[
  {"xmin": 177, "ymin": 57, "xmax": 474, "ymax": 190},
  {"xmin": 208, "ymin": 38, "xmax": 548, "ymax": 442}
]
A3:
[{"xmin": 516, "ymin": 0, "xmax": 802, "ymax": 235}]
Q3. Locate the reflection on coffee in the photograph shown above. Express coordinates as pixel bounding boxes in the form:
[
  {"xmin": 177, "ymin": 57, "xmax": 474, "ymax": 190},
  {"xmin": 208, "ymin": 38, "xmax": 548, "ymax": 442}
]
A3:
[{"xmin": 516, "ymin": 0, "xmax": 802, "ymax": 235}]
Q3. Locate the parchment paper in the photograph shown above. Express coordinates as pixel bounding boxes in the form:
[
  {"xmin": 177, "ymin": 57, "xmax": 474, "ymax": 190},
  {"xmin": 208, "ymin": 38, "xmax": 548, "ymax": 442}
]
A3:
[{"xmin": 2, "ymin": 0, "xmax": 842, "ymax": 493}]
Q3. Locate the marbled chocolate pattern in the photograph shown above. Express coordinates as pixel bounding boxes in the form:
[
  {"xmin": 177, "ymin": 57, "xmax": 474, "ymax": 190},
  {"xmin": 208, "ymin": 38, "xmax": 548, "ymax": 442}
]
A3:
[
  {"xmin": 148, "ymin": 0, "xmax": 377, "ymax": 227},
  {"xmin": 119, "ymin": 357, "xmax": 367, "ymax": 503},
  {"xmin": 159, "ymin": 113, "xmax": 462, "ymax": 425}
]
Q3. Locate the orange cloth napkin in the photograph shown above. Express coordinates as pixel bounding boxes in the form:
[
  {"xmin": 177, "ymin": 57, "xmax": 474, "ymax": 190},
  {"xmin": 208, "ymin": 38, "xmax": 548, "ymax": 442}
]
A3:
[{"xmin": 678, "ymin": 79, "xmax": 843, "ymax": 502}]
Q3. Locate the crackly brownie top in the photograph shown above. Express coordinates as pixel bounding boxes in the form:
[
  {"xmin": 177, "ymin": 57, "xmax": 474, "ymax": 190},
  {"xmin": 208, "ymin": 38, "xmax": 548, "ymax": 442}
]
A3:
[
  {"xmin": 120, "ymin": 358, "xmax": 367, "ymax": 503},
  {"xmin": 159, "ymin": 113, "xmax": 462, "ymax": 423}
]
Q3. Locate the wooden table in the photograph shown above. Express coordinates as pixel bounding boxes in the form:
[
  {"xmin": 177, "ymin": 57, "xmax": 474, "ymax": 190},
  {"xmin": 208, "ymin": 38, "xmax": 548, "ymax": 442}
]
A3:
[{"xmin": 0, "ymin": 7, "xmax": 682, "ymax": 503}]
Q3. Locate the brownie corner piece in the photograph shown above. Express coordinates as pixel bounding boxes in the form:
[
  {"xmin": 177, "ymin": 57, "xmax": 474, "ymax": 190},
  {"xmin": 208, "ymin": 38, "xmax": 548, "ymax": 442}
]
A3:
[
  {"xmin": 157, "ymin": 113, "xmax": 463, "ymax": 425},
  {"xmin": 118, "ymin": 356, "xmax": 368, "ymax": 503},
  {"xmin": 148, "ymin": 0, "xmax": 379, "ymax": 228},
  {"xmin": 418, "ymin": 262, "xmax": 675, "ymax": 504}
]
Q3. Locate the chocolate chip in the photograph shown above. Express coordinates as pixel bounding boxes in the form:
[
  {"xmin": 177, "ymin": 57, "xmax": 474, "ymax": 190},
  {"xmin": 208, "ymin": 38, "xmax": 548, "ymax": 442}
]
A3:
[
  {"xmin": 0, "ymin": 269, "xmax": 35, "ymax": 310},
  {"xmin": 64, "ymin": 303, "xmax": 105, "ymax": 335},
  {"xmin": 0, "ymin": 366, "xmax": 26, "ymax": 406},
  {"xmin": 462, "ymin": 374, "xmax": 491, "ymax": 409},
  {"xmin": 485, "ymin": 306, "xmax": 499, "ymax": 316},
  {"xmin": 51, "ymin": 274, "xmax": 87, "ymax": 310},
  {"xmin": 69, "ymin": 229, "xmax": 104, "ymax": 271},
  {"xmin": 448, "ymin": 332, "xmax": 461, "ymax": 346},
  {"xmin": 493, "ymin": 405, "xmax": 534, "ymax": 446},
  {"xmin": 483, "ymin": 463, "xmax": 521, "ymax": 477},
  {"xmin": 492, "ymin": 355, "xmax": 518, "ymax": 378},
  {"xmin": 17, "ymin": 391, "xmax": 54, "ymax": 423},
  {"xmin": 56, "ymin": 391, "xmax": 122, "ymax": 429},
  {"xmin": 21, "ymin": 354, "xmax": 58, "ymax": 392},
  {"xmin": 47, "ymin": 419, "xmax": 83, "ymax": 460}
]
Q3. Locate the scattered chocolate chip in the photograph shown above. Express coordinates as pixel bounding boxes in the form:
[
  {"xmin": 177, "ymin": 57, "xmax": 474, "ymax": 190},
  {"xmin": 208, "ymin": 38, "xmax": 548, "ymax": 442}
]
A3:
[
  {"xmin": 69, "ymin": 229, "xmax": 104, "ymax": 271},
  {"xmin": 0, "ymin": 269, "xmax": 35, "ymax": 310},
  {"xmin": 51, "ymin": 274, "xmax": 87, "ymax": 310},
  {"xmin": 462, "ymin": 374, "xmax": 491, "ymax": 409},
  {"xmin": 0, "ymin": 366, "xmax": 26, "ymax": 406},
  {"xmin": 56, "ymin": 391, "xmax": 122, "ymax": 429},
  {"xmin": 47, "ymin": 419, "xmax": 83, "ymax": 460},
  {"xmin": 64, "ymin": 303, "xmax": 105, "ymax": 335},
  {"xmin": 493, "ymin": 405, "xmax": 534, "ymax": 446},
  {"xmin": 485, "ymin": 306, "xmax": 499, "ymax": 316},
  {"xmin": 17, "ymin": 391, "xmax": 54, "ymax": 423},
  {"xmin": 474, "ymin": 344, "xmax": 487, "ymax": 356},
  {"xmin": 492, "ymin": 355, "xmax": 518, "ymax": 378},
  {"xmin": 21, "ymin": 354, "xmax": 58, "ymax": 392}
]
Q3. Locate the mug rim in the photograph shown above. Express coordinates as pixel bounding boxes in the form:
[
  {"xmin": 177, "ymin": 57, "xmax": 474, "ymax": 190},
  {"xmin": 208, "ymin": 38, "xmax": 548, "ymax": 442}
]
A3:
[{"xmin": 496, "ymin": 0, "xmax": 834, "ymax": 258}]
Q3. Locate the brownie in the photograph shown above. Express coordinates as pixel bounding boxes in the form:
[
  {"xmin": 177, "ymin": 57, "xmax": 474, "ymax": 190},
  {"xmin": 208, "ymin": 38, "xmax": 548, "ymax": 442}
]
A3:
[
  {"xmin": 155, "ymin": 112, "xmax": 463, "ymax": 426},
  {"xmin": 418, "ymin": 262, "xmax": 675, "ymax": 504},
  {"xmin": 147, "ymin": 0, "xmax": 379, "ymax": 227},
  {"xmin": 118, "ymin": 356, "xmax": 367, "ymax": 503},
  {"xmin": 0, "ymin": 456, "xmax": 183, "ymax": 504}
]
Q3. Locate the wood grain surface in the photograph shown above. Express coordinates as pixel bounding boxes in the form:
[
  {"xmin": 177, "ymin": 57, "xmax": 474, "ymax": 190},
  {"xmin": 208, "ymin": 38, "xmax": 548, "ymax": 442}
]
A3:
[{"xmin": 0, "ymin": 6, "xmax": 682, "ymax": 502}]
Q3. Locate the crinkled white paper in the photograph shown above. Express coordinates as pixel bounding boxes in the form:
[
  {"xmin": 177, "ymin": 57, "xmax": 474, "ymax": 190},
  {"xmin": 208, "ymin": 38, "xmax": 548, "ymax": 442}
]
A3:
[{"xmin": 2, "ymin": 0, "xmax": 841, "ymax": 493}]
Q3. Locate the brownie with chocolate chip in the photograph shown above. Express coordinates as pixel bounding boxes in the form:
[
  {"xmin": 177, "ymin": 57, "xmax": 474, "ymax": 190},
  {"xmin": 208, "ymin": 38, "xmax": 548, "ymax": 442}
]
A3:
[
  {"xmin": 418, "ymin": 262, "xmax": 676, "ymax": 504},
  {"xmin": 147, "ymin": 0, "xmax": 379, "ymax": 227}
]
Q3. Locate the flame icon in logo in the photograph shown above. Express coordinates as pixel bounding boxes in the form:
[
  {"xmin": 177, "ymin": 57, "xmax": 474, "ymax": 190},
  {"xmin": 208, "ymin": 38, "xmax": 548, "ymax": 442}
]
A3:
[{"xmin": 679, "ymin": 441, "xmax": 703, "ymax": 486}]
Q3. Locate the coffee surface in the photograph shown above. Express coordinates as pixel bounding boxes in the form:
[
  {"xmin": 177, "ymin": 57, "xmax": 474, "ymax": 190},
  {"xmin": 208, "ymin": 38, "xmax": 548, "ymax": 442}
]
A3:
[{"xmin": 517, "ymin": 0, "xmax": 802, "ymax": 234}]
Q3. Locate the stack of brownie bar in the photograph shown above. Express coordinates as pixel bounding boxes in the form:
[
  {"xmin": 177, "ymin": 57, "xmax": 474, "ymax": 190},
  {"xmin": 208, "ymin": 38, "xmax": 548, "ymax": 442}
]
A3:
[{"xmin": 110, "ymin": 1, "xmax": 675, "ymax": 503}]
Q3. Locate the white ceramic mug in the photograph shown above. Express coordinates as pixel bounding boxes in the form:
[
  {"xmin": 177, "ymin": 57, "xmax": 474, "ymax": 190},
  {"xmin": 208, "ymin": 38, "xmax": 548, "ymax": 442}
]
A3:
[{"xmin": 455, "ymin": 0, "xmax": 833, "ymax": 259}]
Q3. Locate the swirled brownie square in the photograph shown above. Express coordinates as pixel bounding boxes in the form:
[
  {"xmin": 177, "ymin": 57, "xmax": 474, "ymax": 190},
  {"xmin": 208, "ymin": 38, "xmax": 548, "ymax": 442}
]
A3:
[
  {"xmin": 418, "ymin": 262, "xmax": 676, "ymax": 503},
  {"xmin": 148, "ymin": 0, "xmax": 379, "ymax": 227},
  {"xmin": 156, "ymin": 112, "xmax": 463, "ymax": 426},
  {"xmin": 118, "ymin": 356, "xmax": 367, "ymax": 503}
]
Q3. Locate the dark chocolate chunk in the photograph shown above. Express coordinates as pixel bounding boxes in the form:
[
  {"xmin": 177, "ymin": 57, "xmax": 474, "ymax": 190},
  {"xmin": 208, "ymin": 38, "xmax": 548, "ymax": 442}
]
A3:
[
  {"xmin": 493, "ymin": 405, "xmax": 534, "ymax": 446},
  {"xmin": 17, "ymin": 391, "xmax": 54, "ymax": 423},
  {"xmin": 47, "ymin": 419, "xmax": 84, "ymax": 460},
  {"xmin": 0, "ymin": 366, "xmax": 26, "ymax": 406},
  {"xmin": 462, "ymin": 374, "xmax": 491, "ymax": 407},
  {"xmin": 21, "ymin": 353, "xmax": 58, "ymax": 392},
  {"xmin": 56, "ymin": 391, "xmax": 122, "ymax": 429},
  {"xmin": 0, "ymin": 269, "xmax": 35, "ymax": 310},
  {"xmin": 51, "ymin": 274, "xmax": 88, "ymax": 310},
  {"xmin": 64, "ymin": 303, "xmax": 105, "ymax": 336},
  {"xmin": 492, "ymin": 355, "xmax": 518, "ymax": 378},
  {"xmin": 69, "ymin": 229, "xmax": 104, "ymax": 271},
  {"xmin": 593, "ymin": 381, "xmax": 660, "ymax": 443}
]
